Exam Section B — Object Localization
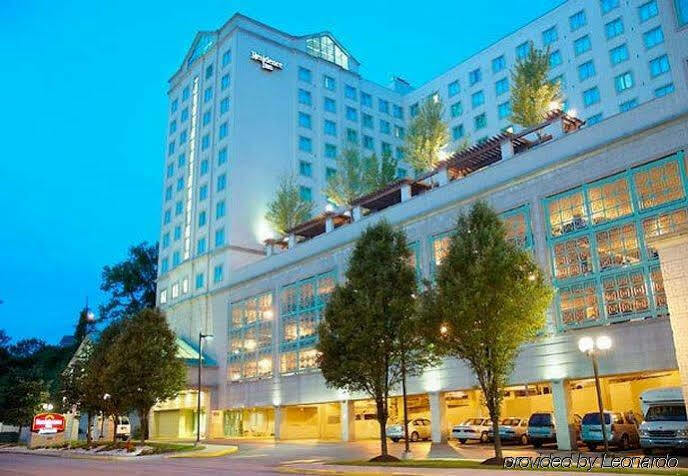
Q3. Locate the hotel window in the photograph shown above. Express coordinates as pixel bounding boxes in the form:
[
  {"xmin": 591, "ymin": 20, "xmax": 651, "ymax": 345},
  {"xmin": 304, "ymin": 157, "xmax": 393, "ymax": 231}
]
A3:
[
  {"xmin": 381, "ymin": 142, "xmax": 392, "ymax": 156},
  {"xmin": 649, "ymin": 54, "xmax": 670, "ymax": 77},
  {"xmin": 213, "ymin": 264, "xmax": 223, "ymax": 283},
  {"xmin": 162, "ymin": 233, "xmax": 170, "ymax": 248},
  {"xmin": 471, "ymin": 90, "xmax": 485, "ymax": 108},
  {"xmin": 550, "ymin": 50, "xmax": 563, "ymax": 68},
  {"xmin": 362, "ymin": 113, "xmax": 373, "ymax": 129},
  {"xmin": 379, "ymin": 99, "xmax": 390, "ymax": 114},
  {"xmin": 602, "ymin": 270, "xmax": 651, "ymax": 321},
  {"xmin": 501, "ymin": 205, "xmax": 533, "ymax": 250},
  {"xmin": 159, "ymin": 289, "xmax": 168, "ymax": 304},
  {"xmin": 298, "ymin": 89, "xmax": 312, "ymax": 106},
  {"xmin": 219, "ymin": 122, "xmax": 228, "ymax": 139},
  {"xmin": 173, "ymin": 225, "xmax": 181, "ymax": 240},
  {"xmin": 452, "ymin": 124, "xmax": 464, "ymax": 140},
  {"xmin": 409, "ymin": 103, "xmax": 419, "ymax": 117},
  {"xmin": 345, "ymin": 85, "xmax": 357, "ymax": 100},
  {"xmin": 181, "ymin": 108, "xmax": 189, "ymax": 122},
  {"xmin": 200, "ymin": 159, "xmax": 209, "ymax": 175},
  {"xmin": 324, "ymin": 97, "xmax": 336, "ymax": 113},
  {"xmin": 610, "ymin": 44, "xmax": 629, "ymax": 65},
  {"xmin": 620, "ymin": 98, "xmax": 639, "ymax": 112},
  {"xmin": 172, "ymin": 251, "xmax": 181, "ymax": 267},
  {"xmin": 431, "ymin": 232, "xmax": 452, "ymax": 273},
  {"xmin": 542, "ymin": 26, "xmax": 558, "ymax": 46},
  {"xmin": 639, "ymin": 0, "xmax": 658, "ymax": 22},
  {"xmin": 161, "ymin": 258, "xmax": 169, "ymax": 274},
  {"xmin": 199, "ymin": 184, "xmax": 208, "ymax": 201},
  {"xmin": 346, "ymin": 128, "xmax": 358, "ymax": 144},
  {"xmin": 643, "ymin": 208, "xmax": 688, "ymax": 258},
  {"xmin": 182, "ymin": 86, "xmax": 190, "ymax": 102},
  {"xmin": 601, "ymin": 0, "xmax": 619, "ymax": 14},
  {"xmin": 215, "ymin": 228, "xmax": 225, "ymax": 246},
  {"xmin": 363, "ymin": 135, "xmax": 374, "ymax": 150},
  {"xmin": 179, "ymin": 130, "xmax": 187, "ymax": 145},
  {"xmin": 498, "ymin": 101, "xmax": 511, "ymax": 120},
  {"xmin": 448, "ymin": 80, "xmax": 460, "ymax": 97},
  {"xmin": 379, "ymin": 120, "xmax": 391, "ymax": 134},
  {"xmin": 614, "ymin": 71, "xmax": 634, "ymax": 93},
  {"xmin": 166, "ymin": 163, "xmax": 174, "ymax": 178},
  {"xmin": 393, "ymin": 104, "xmax": 404, "ymax": 119},
  {"xmin": 298, "ymin": 136, "xmax": 312, "ymax": 153},
  {"xmin": 578, "ymin": 61, "xmax": 596, "ymax": 81},
  {"xmin": 220, "ymin": 97, "xmax": 230, "ymax": 114},
  {"xmin": 168, "ymin": 141, "xmax": 175, "ymax": 156},
  {"xmin": 178, "ymin": 153, "xmax": 186, "ymax": 167},
  {"xmin": 474, "ymin": 113, "xmax": 487, "ymax": 130},
  {"xmin": 326, "ymin": 167, "xmax": 337, "ymax": 180},
  {"xmin": 197, "ymin": 237, "xmax": 206, "ymax": 255},
  {"xmin": 306, "ymin": 35, "xmax": 349, "ymax": 69},
  {"xmin": 176, "ymin": 177, "xmax": 184, "ymax": 191},
  {"xmin": 195, "ymin": 273, "xmax": 204, "ymax": 289},
  {"xmin": 677, "ymin": 0, "xmax": 688, "ymax": 25},
  {"xmin": 198, "ymin": 211, "xmax": 206, "ymax": 227},
  {"xmin": 169, "ymin": 120, "xmax": 177, "ymax": 135},
  {"xmin": 346, "ymin": 106, "xmax": 358, "ymax": 122},
  {"xmin": 394, "ymin": 125, "xmax": 405, "ymax": 139},
  {"xmin": 583, "ymin": 87, "xmax": 600, "ymax": 107},
  {"xmin": 395, "ymin": 147, "xmax": 404, "ymax": 160},
  {"xmin": 655, "ymin": 83, "xmax": 675, "ymax": 97},
  {"xmin": 450, "ymin": 101, "xmax": 463, "ymax": 118},
  {"xmin": 553, "ymin": 236, "xmax": 593, "ymax": 280},
  {"xmin": 299, "ymin": 160, "xmax": 312, "ymax": 177},
  {"xmin": 221, "ymin": 73, "xmax": 230, "ymax": 90},
  {"xmin": 468, "ymin": 68, "xmax": 482, "ymax": 86},
  {"xmin": 222, "ymin": 49, "xmax": 231, "ymax": 66},
  {"xmin": 201, "ymin": 134, "xmax": 210, "ymax": 151},
  {"xmin": 202, "ymin": 111, "xmax": 211, "ymax": 126},
  {"xmin": 298, "ymin": 112, "xmax": 312, "ymax": 129},
  {"xmin": 643, "ymin": 26, "xmax": 664, "ymax": 49},
  {"xmin": 229, "ymin": 292, "xmax": 274, "ymax": 380},
  {"xmin": 596, "ymin": 223, "xmax": 641, "ymax": 271},
  {"xmin": 323, "ymin": 75, "xmax": 336, "ymax": 91},
  {"xmin": 218, "ymin": 147, "xmax": 227, "ymax": 165},
  {"xmin": 216, "ymin": 201, "xmax": 225, "ymax": 219},
  {"xmin": 569, "ymin": 10, "xmax": 587, "ymax": 31},
  {"xmin": 170, "ymin": 98, "xmax": 178, "ymax": 113},
  {"xmin": 325, "ymin": 143, "xmax": 337, "ymax": 159},
  {"xmin": 587, "ymin": 176, "xmax": 633, "ymax": 225},
  {"xmin": 324, "ymin": 120, "xmax": 337, "ymax": 136},
  {"xmin": 205, "ymin": 64, "xmax": 213, "ymax": 79},
  {"xmin": 299, "ymin": 186, "xmax": 312, "ymax": 201},
  {"xmin": 492, "ymin": 55, "xmax": 506, "ymax": 74},
  {"xmin": 547, "ymin": 190, "xmax": 587, "ymax": 237},
  {"xmin": 172, "ymin": 283, "xmax": 179, "ymax": 298},
  {"xmin": 298, "ymin": 66, "xmax": 312, "ymax": 83},
  {"xmin": 633, "ymin": 159, "xmax": 685, "ymax": 210},
  {"xmin": 516, "ymin": 41, "xmax": 531, "ymax": 60},
  {"xmin": 361, "ymin": 92, "xmax": 372, "ymax": 107},
  {"xmin": 559, "ymin": 280, "xmax": 600, "ymax": 327},
  {"xmin": 165, "ymin": 186, "xmax": 172, "ymax": 201},
  {"xmin": 574, "ymin": 35, "xmax": 592, "ymax": 56},
  {"xmin": 495, "ymin": 77, "xmax": 509, "ymax": 96},
  {"xmin": 605, "ymin": 17, "xmax": 624, "ymax": 40},
  {"xmin": 204, "ymin": 87, "xmax": 213, "ymax": 103}
]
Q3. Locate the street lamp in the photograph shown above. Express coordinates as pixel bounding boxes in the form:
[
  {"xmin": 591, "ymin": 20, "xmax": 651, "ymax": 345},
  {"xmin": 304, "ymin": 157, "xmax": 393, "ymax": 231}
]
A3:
[
  {"xmin": 196, "ymin": 332, "xmax": 213, "ymax": 445},
  {"xmin": 578, "ymin": 335, "xmax": 612, "ymax": 453},
  {"xmin": 42, "ymin": 403, "xmax": 54, "ymax": 411}
]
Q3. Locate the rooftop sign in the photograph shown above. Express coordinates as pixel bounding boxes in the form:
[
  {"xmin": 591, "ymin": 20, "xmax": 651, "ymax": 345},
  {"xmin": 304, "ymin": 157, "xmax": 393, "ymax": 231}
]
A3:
[{"xmin": 250, "ymin": 51, "xmax": 283, "ymax": 71}]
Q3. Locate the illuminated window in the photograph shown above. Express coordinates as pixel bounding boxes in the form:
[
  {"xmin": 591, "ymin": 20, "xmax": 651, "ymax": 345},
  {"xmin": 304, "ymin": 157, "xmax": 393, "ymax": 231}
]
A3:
[
  {"xmin": 602, "ymin": 270, "xmax": 649, "ymax": 321},
  {"xmin": 553, "ymin": 236, "xmax": 593, "ymax": 279},
  {"xmin": 559, "ymin": 281, "xmax": 600, "ymax": 327},
  {"xmin": 595, "ymin": 223, "xmax": 641, "ymax": 270},
  {"xmin": 501, "ymin": 205, "xmax": 533, "ymax": 249},
  {"xmin": 642, "ymin": 208, "xmax": 688, "ymax": 259},
  {"xmin": 587, "ymin": 177, "xmax": 632, "ymax": 225},
  {"xmin": 229, "ymin": 292, "xmax": 274, "ymax": 381},
  {"xmin": 633, "ymin": 160, "xmax": 684, "ymax": 210},
  {"xmin": 431, "ymin": 233, "xmax": 452, "ymax": 272},
  {"xmin": 547, "ymin": 191, "xmax": 587, "ymax": 236},
  {"xmin": 306, "ymin": 35, "xmax": 349, "ymax": 70},
  {"xmin": 650, "ymin": 265, "xmax": 667, "ymax": 313}
]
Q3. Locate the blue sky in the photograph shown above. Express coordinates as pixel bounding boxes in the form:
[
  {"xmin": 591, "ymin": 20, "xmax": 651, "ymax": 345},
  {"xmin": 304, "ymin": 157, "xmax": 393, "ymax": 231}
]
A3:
[{"xmin": 0, "ymin": 0, "xmax": 564, "ymax": 343}]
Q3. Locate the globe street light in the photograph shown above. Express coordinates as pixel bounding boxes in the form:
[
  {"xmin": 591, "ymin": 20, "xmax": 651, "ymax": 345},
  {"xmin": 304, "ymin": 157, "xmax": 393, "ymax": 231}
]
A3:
[
  {"xmin": 578, "ymin": 335, "xmax": 613, "ymax": 453},
  {"xmin": 196, "ymin": 332, "xmax": 213, "ymax": 445}
]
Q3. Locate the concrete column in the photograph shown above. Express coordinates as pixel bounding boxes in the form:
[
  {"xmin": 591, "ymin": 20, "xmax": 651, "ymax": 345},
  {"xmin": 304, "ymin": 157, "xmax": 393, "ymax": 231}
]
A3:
[
  {"xmin": 288, "ymin": 234, "xmax": 296, "ymax": 248},
  {"xmin": 274, "ymin": 405, "xmax": 282, "ymax": 440},
  {"xmin": 652, "ymin": 230, "xmax": 688, "ymax": 412},
  {"xmin": 352, "ymin": 206, "xmax": 362, "ymax": 221},
  {"xmin": 551, "ymin": 379, "xmax": 575, "ymax": 450},
  {"xmin": 340, "ymin": 400, "xmax": 355, "ymax": 442},
  {"xmin": 500, "ymin": 138, "xmax": 515, "ymax": 160},
  {"xmin": 325, "ymin": 216, "xmax": 334, "ymax": 233},
  {"xmin": 400, "ymin": 183, "xmax": 412, "ymax": 202},
  {"xmin": 428, "ymin": 391, "xmax": 447, "ymax": 443},
  {"xmin": 544, "ymin": 118, "xmax": 565, "ymax": 140},
  {"xmin": 435, "ymin": 167, "xmax": 450, "ymax": 186}
]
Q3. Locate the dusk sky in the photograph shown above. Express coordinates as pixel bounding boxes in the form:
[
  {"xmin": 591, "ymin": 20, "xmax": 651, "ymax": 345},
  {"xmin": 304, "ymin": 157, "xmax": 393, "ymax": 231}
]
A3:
[{"xmin": 0, "ymin": 0, "xmax": 563, "ymax": 343}]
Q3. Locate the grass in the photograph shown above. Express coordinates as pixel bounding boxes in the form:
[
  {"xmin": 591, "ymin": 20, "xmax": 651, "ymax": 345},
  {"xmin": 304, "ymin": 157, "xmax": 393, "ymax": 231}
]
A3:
[
  {"xmin": 28, "ymin": 440, "xmax": 202, "ymax": 455},
  {"xmin": 333, "ymin": 459, "xmax": 688, "ymax": 475}
]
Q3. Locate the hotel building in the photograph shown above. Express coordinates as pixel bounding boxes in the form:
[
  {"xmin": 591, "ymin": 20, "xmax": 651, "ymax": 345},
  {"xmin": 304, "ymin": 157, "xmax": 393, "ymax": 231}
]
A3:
[{"xmin": 152, "ymin": 1, "xmax": 688, "ymax": 446}]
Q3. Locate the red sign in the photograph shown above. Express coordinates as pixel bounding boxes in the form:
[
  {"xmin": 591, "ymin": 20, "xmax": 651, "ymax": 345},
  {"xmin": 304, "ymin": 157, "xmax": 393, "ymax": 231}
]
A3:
[{"xmin": 32, "ymin": 413, "xmax": 66, "ymax": 434}]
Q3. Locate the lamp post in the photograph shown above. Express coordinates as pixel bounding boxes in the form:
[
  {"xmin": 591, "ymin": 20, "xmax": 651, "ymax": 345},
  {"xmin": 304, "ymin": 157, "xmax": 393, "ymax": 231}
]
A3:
[
  {"xmin": 578, "ymin": 335, "xmax": 612, "ymax": 453},
  {"xmin": 196, "ymin": 332, "xmax": 213, "ymax": 445}
]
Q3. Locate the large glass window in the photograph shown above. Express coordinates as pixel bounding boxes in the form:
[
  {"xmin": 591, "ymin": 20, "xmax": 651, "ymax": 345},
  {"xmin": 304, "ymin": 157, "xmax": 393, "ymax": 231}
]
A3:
[
  {"xmin": 306, "ymin": 35, "xmax": 349, "ymax": 70},
  {"xmin": 279, "ymin": 271, "xmax": 335, "ymax": 375},
  {"xmin": 559, "ymin": 280, "xmax": 600, "ymax": 327},
  {"xmin": 501, "ymin": 205, "xmax": 533, "ymax": 250},
  {"xmin": 228, "ymin": 292, "xmax": 273, "ymax": 381}
]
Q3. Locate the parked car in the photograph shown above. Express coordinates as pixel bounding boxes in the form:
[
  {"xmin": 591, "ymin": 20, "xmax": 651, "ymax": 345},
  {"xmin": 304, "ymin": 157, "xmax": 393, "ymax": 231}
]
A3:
[
  {"xmin": 638, "ymin": 387, "xmax": 688, "ymax": 454},
  {"xmin": 451, "ymin": 417, "xmax": 492, "ymax": 444},
  {"xmin": 581, "ymin": 411, "xmax": 641, "ymax": 451},
  {"xmin": 487, "ymin": 417, "xmax": 529, "ymax": 445},
  {"xmin": 387, "ymin": 418, "xmax": 431, "ymax": 443},
  {"xmin": 527, "ymin": 412, "xmax": 582, "ymax": 448},
  {"xmin": 115, "ymin": 415, "xmax": 131, "ymax": 440}
]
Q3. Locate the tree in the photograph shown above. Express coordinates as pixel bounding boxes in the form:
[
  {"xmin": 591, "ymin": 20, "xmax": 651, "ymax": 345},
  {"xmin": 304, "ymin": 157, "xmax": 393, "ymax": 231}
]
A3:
[
  {"xmin": 0, "ymin": 367, "xmax": 48, "ymax": 436},
  {"xmin": 422, "ymin": 202, "xmax": 552, "ymax": 462},
  {"xmin": 317, "ymin": 222, "xmax": 424, "ymax": 461},
  {"xmin": 105, "ymin": 308, "xmax": 186, "ymax": 444},
  {"xmin": 510, "ymin": 43, "xmax": 562, "ymax": 129},
  {"xmin": 404, "ymin": 98, "xmax": 449, "ymax": 173},
  {"xmin": 363, "ymin": 152, "xmax": 398, "ymax": 192},
  {"xmin": 324, "ymin": 148, "xmax": 367, "ymax": 207},
  {"xmin": 99, "ymin": 242, "xmax": 158, "ymax": 321},
  {"xmin": 265, "ymin": 175, "xmax": 314, "ymax": 235},
  {"xmin": 9, "ymin": 338, "xmax": 46, "ymax": 359}
]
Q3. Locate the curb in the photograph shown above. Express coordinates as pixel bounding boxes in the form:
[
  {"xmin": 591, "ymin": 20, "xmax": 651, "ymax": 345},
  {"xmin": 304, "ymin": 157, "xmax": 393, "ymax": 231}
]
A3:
[{"xmin": 168, "ymin": 446, "xmax": 238, "ymax": 458}]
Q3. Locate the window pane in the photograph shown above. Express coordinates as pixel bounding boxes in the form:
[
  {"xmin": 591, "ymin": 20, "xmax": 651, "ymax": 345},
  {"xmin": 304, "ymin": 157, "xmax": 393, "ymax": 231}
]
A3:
[
  {"xmin": 559, "ymin": 281, "xmax": 600, "ymax": 327},
  {"xmin": 587, "ymin": 177, "xmax": 632, "ymax": 225},
  {"xmin": 553, "ymin": 236, "xmax": 593, "ymax": 279},
  {"xmin": 595, "ymin": 223, "xmax": 641, "ymax": 271},
  {"xmin": 548, "ymin": 191, "xmax": 587, "ymax": 236},
  {"xmin": 602, "ymin": 270, "xmax": 649, "ymax": 320},
  {"xmin": 642, "ymin": 208, "xmax": 688, "ymax": 259},
  {"xmin": 633, "ymin": 160, "xmax": 684, "ymax": 210}
]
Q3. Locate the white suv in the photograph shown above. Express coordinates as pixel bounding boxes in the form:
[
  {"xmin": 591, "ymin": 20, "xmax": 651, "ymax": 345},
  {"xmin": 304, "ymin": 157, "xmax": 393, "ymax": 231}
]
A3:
[{"xmin": 452, "ymin": 417, "xmax": 492, "ymax": 444}]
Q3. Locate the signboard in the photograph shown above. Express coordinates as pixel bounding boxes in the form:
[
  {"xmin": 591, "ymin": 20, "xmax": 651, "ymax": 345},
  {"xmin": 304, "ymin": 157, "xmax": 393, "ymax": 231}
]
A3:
[
  {"xmin": 32, "ymin": 413, "xmax": 66, "ymax": 434},
  {"xmin": 250, "ymin": 51, "xmax": 283, "ymax": 71}
]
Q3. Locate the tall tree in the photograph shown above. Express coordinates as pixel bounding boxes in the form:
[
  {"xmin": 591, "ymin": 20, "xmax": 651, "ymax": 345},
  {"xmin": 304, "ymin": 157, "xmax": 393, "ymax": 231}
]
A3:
[
  {"xmin": 74, "ymin": 308, "xmax": 90, "ymax": 344},
  {"xmin": 404, "ymin": 98, "xmax": 449, "ymax": 173},
  {"xmin": 317, "ymin": 222, "xmax": 425, "ymax": 461},
  {"xmin": 362, "ymin": 152, "xmax": 399, "ymax": 192},
  {"xmin": 265, "ymin": 175, "xmax": 314, "ymax": 235},
  {"xmin": 510, "ymin": 43, "xmax": 562, "ymax": 129},
  {"xmin": 324, "ymin": 148, "xmax": 367, "ymax": 207},
  {"xmin": 99, "ymin": 242, "xmax": 158, "ymax": 321},
  {"xmin": 0, "ymin": 367, "xmax": 47, "ymax": 436},
  {"xmin": 422, "ymin": 202, "xmax": 552, "ymax": 462},
  {"xmin": 106, "ymin": 308, "xmax": 186, "ymax": 443}
]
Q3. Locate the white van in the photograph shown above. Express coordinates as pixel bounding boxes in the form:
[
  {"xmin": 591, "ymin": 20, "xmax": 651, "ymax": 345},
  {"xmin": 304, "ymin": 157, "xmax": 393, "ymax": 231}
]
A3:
[{"xmin": 638, "ymin": 387, "xmax": 688, "ymax": 454}]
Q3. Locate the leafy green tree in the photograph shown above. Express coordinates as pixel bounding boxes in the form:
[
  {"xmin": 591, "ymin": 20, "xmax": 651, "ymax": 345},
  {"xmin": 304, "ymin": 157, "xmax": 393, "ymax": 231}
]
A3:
[
  {"xmin": 74, "ymin": 307, "xmax": 92, "ymax": 344},
  {"xmin": 404, "ymin": 98, "xmax": 449, "ymax": 173},
  {"xmin": 99, "ymin": 242, "xmax": 158, "ymax": 321},
  {"xmin": 0, "ymin": 367, "xmax": 48, "ymax": 435},
  {"xmin": 105, "ymin": 308, "xmax": 186, "ymax": 443},
  {"xmin": 317, "ymin": 222, "xmax": 427, "ymax": 461},
  {"xmin": 363, "ymin": 152, "xmax": 399, "ymax": 192},
  {"xmin": 510, "ymin": 43, "xmax": 562, "ymax": 129},
  {"xmin": 9, "ymin": 338, "xmax": 46, "ymax": 358},
  {"xmin": 60, "ymin": 343, "xmax": 102, "ymax": 443},
  {"xmin": 265, "ymin": 175, "xmax": 314, "ymax": 235},
  {"xmin": 422, "ymin": 202, "xmax": 552, "ymax": 461},
  {"xmin": 324, "ymin": 148, "xmax": 367, "ymax": 207}
]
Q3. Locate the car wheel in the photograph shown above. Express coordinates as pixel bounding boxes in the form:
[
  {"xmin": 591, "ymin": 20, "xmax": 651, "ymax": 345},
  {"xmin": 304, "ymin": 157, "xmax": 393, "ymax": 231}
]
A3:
[
  {"xmin": 520, "ymin": 434, "xmax": 529, "ymax": 445},
  {"xmin": 458, "ymin": 438, "xmax": 467, "ymax": 444},
  {"xmin": 586, "ymin": 443, "xmax": 597, "ymax": 451},
  {"xmin": 480, "ymin": 431, "xmax": 489, "ymax": 443},
  {"xmin": 532, "ymin": 440, "xmax": 542, "ymax": 448},
  {"xmin": 618, "ymin": 434, "xmax": 629, "ymax": 451},
  {"xmin": 391, "ymin": 438, "xmax": 399, "ymax": 443},
  {"xmin": 410, "ymin": 431, "xmax": 420, "ymax": 442}
]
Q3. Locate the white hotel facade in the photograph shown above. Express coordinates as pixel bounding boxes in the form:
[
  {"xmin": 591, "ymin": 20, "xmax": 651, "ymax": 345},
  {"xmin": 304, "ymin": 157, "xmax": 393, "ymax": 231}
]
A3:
[{"xmin": 153, "ymin": 1, "xmax": 688, "ymax": 445}]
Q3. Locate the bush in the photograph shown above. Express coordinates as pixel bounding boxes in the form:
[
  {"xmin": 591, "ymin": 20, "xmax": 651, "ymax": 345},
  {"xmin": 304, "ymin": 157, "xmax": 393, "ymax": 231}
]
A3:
[{"xmin": 0, "ymin": 432, "xmax": 19, "ymax": 444}]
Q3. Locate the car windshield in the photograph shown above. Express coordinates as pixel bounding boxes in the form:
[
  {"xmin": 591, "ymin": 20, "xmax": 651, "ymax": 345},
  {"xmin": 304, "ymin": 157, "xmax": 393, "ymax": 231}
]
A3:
[
  {"xmin": 501, "ymin": 418, "xmax": 520, "ymax": 426},
  {"xmin": 529, "ymin": 413, "xmax": 553, "ymax": 426},
  {"xmin": 462, "ymin": 418, "xmax": 484, "ymax": 425},
  {"xmin": 645, "ymin": 405, "xmax": 687, "ymax": 422},
  {"xmin": 582, "ymin": 413, "xmax": 611, "ymax": 425}
]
